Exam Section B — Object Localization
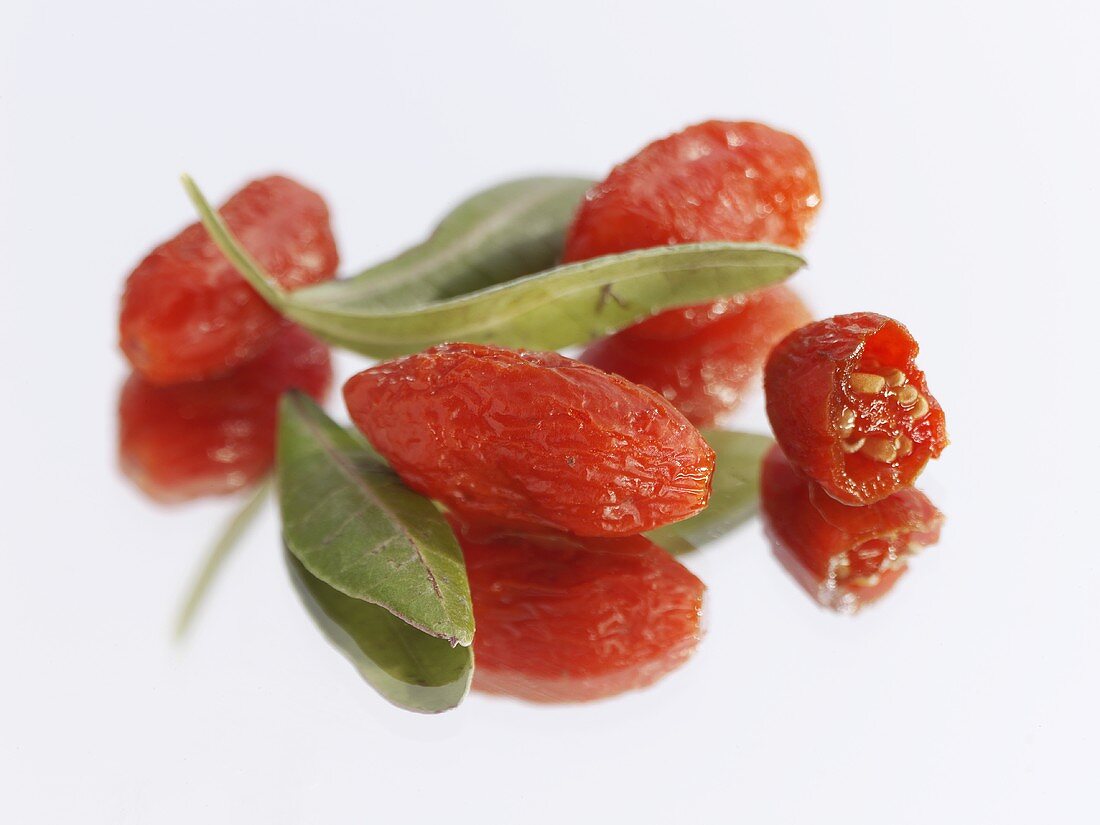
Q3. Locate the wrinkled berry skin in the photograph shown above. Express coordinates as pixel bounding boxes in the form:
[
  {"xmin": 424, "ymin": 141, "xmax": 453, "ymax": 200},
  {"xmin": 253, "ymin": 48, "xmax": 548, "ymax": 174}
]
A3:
[
  {"xmin": 119, "ymin": 326, "xmax": 332, "ymax": 503},
  {"xmin": 453, "ymin": 519, "xmax": 705, "ymax": 703},
  {"xmin": 119, "ymin": 175, "xmax": 339, "ymax": 384},
  {"xmin": 581, "ymin": 285, "xmax": 812, "ymax": 426},
  {"xmin": 344, "ymin": 343, "xmax": 715, "ymax": 537},
  {"xmin": 562, "ymin": 120, "xmax": 820, "ymax": 263},
  {"xmin": 564, "ymin": 120, "xmax": 820, "ymax": 423}
]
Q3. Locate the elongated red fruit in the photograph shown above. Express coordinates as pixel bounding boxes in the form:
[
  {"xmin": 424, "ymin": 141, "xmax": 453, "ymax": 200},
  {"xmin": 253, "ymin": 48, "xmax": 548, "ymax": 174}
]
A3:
[
  {"xmin": 765, "ymin": 313, "xmax": 948, "ymax": 505},
  {"xmin": 454, "ymin": 520, "xmax": 705, "ymax": 703},
  {"xmin": 581, "ymin": 285, "xmax": 812, "ymax": 426},
  {"xmin": 761, "ymin": 445, "xmax": 943, "ymax": 613},
  {"xmin": 562, "ymin": 120, "xmax": 821, "ymax": 262},
  {"xmin": 119, "ymin": 175, "xmax": 339, "ymax": 384},
  {"xmin": 119, "ymin": 325, "xmax": 332, "ymax": 503},
  {"xmin": 344, "ymin": 343, "xmax": 715, "ymax": 536},
  {"xmin": 565, "ymin": 120, "xmax": 820, "ymax": 424}
]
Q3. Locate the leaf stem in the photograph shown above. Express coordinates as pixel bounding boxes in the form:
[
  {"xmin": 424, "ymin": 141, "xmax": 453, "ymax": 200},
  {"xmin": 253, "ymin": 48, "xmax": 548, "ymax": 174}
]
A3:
[{"xmin": 174, "ymin": 477, "xmax": 273, "ymax": 642}]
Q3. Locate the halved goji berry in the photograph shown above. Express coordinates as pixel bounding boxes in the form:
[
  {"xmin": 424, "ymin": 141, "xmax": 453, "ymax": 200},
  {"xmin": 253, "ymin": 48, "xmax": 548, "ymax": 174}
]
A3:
[
  {"xmin": 581, "ymin": 285, "xmax": 812, "ymax": 426},
  {"xmin": 564, "ymin": 120, "xmax": 820, "ymax": 424},
  {"xmin": 562, "ymin": 120, "xmax": 821, "ymax": 262},
  {"xmin": 119, "ymin": 175, "xmax": 339, "ymax": 385},
  {"xmin": 343, "ymin": 343, "xmax": 715, "ymax": 537},
  {"xmin": 119, "ymin": 325, "xmax": 332, "ymax": 503},
  {"xmin": 764, "ymin": 313, "xmax": 947, "ymax": 505},
  {"xmin": 453, "ymin": 519, "xmax": 705, "ymax": 702},
  {"xmin": 760, "ymin": 445, "xmax": 944, "ymax": 613}
]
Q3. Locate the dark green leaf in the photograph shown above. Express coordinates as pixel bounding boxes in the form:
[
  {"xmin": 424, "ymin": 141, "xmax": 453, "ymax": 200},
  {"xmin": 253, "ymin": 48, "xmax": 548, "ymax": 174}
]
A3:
[
  {"xmin": 183, "ymin": 176, "xmax": 806, "ymax": 358},
  {"xmin": 287, "ymin": 551, "xmax": 472, "ymax": 714},
  {"xmin": 277, "ymin": 392, "xmax": 473, "ymax": 646},
  {"xmin": 648, "ymin": 430, "xmax": 773, "ymax": 554}
]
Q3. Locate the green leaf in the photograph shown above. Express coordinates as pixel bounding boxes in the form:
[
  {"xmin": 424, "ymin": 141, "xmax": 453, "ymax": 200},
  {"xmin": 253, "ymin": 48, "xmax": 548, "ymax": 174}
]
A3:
[
  {"xmin": 183, "ymin": 176, "xmax": 806, "ymax": 358},
  {"xmin": 648, "ymin": 430, "xmax": 774, "ymax": 555},
  {"xmin": 318, "ymin": 175, "xmax": 595, "ymax": 310},
  {"xmin": 287, "ymin": 551, "xmax": 472, "ymax": 714},
  {"xmin": 277, "ymin": 392, "xmax": 474, "ymax": 646}
]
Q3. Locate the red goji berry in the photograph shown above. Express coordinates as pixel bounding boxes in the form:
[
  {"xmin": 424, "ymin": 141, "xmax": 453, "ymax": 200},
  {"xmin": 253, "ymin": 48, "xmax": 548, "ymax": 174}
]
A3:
[
  {"xmin": 119, "ymin": 175, "xmax": 339, "ymax": 385},
  {"xmin": 119, "ymin": 325, "xmax": 332, "ymax": 503},
  {"xmin": 565, "ymin": 120, "xmax": 820, "ymax": 424},
  {"xmin": 765, "ymin": 313, "xmax": 948, "ymax": 505},
  {"xmin": 343, "ymin": 343, "xmax": 715, "ymax": 537},
  {"xmin": 453, "ymin": 519, "xmax": 705, "ymax": 702},
  {"xmin": 760, "ymin": 445, "xmax": 943, "ymax": 612},
  {"xmin": 563, "ymin": 120, "xmax": 820, "ymax": 262},
  {"xmin": 581, "ymin": 285, "xmax": 812, "ymax": 426}
]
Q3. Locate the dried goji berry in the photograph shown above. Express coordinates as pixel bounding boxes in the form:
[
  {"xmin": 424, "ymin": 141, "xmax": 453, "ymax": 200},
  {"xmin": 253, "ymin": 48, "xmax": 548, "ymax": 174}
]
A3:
[
  {"xmin": 764, "ymin": 313, "xmax": 947, "ymax": 505},
  {"xmin": 564, "ymin": 120, "xmax": 821, "ymax": 424},
  {"xmin": 562, "ymin": 120, "xmax": 820, "ymax": 263},
  {"xmin": 760, "ymin": 446, "xmax": 943, "ymax": 612},
  {"xmin": 581, "ymin": 285, "xmax": 812, "ymax": 426},
  {"xmin": 343, "ymin": 343, "xmax": 715, "ymax": 537},
  {"xmin": 119, "ymin": 325, "xmax": 332, "ymax": 503},
  {"xmin": 453, "ymin": 519, "xmax": 705, "ymax": 702},
  {"xmin": 119, "ymin": 175, "xmax": 339, "ymax": 385}
]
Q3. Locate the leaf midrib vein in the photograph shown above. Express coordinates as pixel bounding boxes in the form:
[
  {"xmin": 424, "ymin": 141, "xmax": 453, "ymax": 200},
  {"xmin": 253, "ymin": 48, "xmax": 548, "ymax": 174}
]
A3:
[{"xmin": 293, "ymin": 401, "xmax": 446, "ymax": 604}]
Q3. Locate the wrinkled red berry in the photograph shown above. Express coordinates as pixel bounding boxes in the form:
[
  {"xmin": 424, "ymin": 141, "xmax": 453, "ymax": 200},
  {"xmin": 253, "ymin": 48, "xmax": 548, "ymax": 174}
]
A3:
[
  {"xmin": 765, "ymin": 313, "xmax": 948, "ymax": 505},
  {"xmin": 344, "ymin": 343, "xmax": 715, "ymax": 537},
  {"xmin": 581, "ymin": 285, "xmax": 812, "ymax": 426},
  {"xmin": 761, "ymin": 445, "xmax": 944, "ymax": 613},
  {"xmin": 562, "ymin": 120, "xmax": 820, "ymax": 263},
  {"xmin": 119, "ymin": 175, "xmax": 339, "ymax": 384},
  {"xmin": 454, "ymin": 519, "xmax": 705, "ymax": 702},
  {"xmin": 119, "ymin": 325, "xmax": 332, "ymax": 503},
  {"xmin": 564, "ymin": 120, "xmax": 820, "ymax": 424}
]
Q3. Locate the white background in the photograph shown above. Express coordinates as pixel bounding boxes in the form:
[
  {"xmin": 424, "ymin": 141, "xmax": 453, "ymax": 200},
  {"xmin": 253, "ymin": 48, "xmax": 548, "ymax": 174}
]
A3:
[{"xmin": 2, "ymin": 1, "xmax": 1098, "ymax": 822}]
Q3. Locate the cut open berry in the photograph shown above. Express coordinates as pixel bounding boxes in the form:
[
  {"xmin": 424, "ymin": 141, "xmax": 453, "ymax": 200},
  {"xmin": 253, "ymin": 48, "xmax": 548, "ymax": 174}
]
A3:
[
  {"xmin": 454, "ymin": 519, "xmax": 705, "ymax": 703},
  {"xmin": 765, "ymin": 312, "xmax": 947, "ymax": 505},
  {"xmin": 760, "ymin": 445, "xmax": 943, "ymax": 613}
]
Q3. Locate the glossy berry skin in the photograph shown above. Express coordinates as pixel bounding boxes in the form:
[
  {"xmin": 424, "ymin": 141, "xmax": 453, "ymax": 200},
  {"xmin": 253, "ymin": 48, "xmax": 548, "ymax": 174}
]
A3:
[
  {"xmin": 119, "ymin": 325, "xmax": 332, "ymax": 503},
  {"xmin": 565, "ymin": 120, "xmax": 820, "ymax": 424},
  {"xmin": 454, "ymin": 520, "xmax": 705, "ymax": 703},
  {"xmin": 119, "ymin": 175, "xmax": 339, "ymax": 385},
  {"xmin": 765, "ymin": 313, "xmax": 947, "ymax": 505},
  {"xmin": 760, "ymin": 446, "xmax": 943, "ymax": 614},
  {"xmin": 580, "ymin": 285, "xmax": 812, "ymax": 426},
  {"xmin": 562, "ymin": 119, "xmax": 820, "ymax": 263},
  {"xmin": 344, "ymin": 343, "xmax": 715, "ymax": 537}
]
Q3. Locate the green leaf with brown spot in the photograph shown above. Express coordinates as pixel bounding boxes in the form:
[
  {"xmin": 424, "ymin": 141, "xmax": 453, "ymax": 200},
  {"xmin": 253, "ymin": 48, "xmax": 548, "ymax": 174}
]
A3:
[{"xmin": 183, "ymin": 176, "xmax": 806, "ymax": 358}]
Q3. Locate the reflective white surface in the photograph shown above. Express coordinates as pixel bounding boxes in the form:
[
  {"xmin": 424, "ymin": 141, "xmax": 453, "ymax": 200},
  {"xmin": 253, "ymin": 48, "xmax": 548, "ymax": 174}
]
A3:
[{"xmin": 3, "ymin": 1, "xmax": 1098, "ymax": 822}]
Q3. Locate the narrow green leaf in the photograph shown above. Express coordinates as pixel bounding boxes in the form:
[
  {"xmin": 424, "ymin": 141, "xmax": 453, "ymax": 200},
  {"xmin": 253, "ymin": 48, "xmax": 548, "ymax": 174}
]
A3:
[
  {"xmin": 318, "ymin": 176, "xmax": 595, "ymax": 310},
  {"xmin": 287, "ymin": 551, "xmax": 472, "ymax": 714},
  {"xmin": 277, "ymin": 392, "xmax": 474, "ymax": 646},
  {"xmin": 184, "ymin": 176, "xmax": 806, "ymax": 358},
  {"xmin": 648, "ymin": 430, "xmax": 774, "ymax": 555},
  {"xmin": 181, "ymin": 174, "xmax": 287, "ymax": 308}
]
